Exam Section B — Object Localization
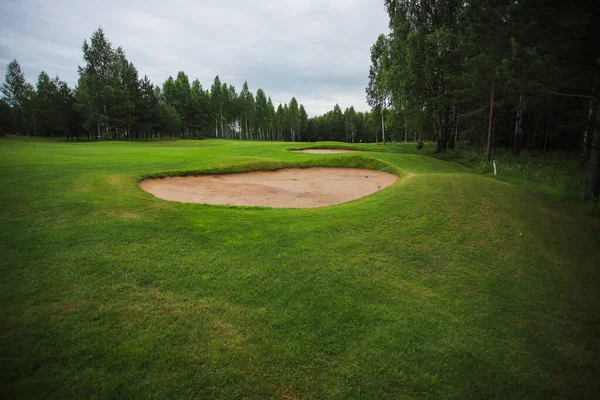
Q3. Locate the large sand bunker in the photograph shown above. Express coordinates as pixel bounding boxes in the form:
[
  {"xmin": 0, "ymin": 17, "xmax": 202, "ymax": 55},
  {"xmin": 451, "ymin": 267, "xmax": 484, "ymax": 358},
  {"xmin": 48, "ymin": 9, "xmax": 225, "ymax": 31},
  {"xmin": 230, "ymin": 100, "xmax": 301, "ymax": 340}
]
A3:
[
  {"xmin": 295, "ymin": 149, "xmax": 360, "ymax": 154},
  {"xmin": 140, "ymin": 168, "xmax": 397, "ymax": 208}
]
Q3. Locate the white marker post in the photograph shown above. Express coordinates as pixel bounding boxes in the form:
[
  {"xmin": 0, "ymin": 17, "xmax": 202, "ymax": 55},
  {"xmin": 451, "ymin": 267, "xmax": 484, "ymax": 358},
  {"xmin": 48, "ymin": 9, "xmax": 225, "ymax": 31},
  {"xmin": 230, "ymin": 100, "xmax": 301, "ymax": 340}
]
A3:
[{"xmin": 493, "ymin": 160, "xmax": 497, "ymax": 176}]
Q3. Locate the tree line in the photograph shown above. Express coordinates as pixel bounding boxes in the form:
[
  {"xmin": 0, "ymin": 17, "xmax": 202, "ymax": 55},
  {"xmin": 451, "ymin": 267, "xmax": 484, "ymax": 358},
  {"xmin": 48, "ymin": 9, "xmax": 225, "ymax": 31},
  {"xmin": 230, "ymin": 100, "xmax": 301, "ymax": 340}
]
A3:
[
  {"xmin": 0, "ymin": 28, "xmax": 388, "ymax": 144},
  {"xmin": 366, "ymin": 0, "xmax": 599, "ymax": 201}
]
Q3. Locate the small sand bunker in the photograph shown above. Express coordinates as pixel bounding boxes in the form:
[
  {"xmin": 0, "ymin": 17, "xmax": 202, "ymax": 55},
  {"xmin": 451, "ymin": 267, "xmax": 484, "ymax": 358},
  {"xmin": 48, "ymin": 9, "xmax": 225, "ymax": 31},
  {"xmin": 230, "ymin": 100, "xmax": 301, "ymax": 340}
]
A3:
[
  {"xmin": 140, "ymin": 168, "xmax": 397, "ymax": 208},
  {"xmin": 296, "ymin": 149, "xmax": 360, "ymax": 154}
]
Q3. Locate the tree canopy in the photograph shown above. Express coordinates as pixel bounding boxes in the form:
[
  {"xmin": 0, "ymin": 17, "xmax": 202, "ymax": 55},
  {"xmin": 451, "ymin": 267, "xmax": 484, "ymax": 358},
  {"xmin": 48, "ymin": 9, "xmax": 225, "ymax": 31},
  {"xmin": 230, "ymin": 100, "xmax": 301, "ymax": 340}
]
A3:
[
  {"xmin": 2, "ymin": 28, "xmax": 381, "ymax": 143},
  {"xmin": 366, "ymin": 0, "xmax": 599, "ymax": 200}
]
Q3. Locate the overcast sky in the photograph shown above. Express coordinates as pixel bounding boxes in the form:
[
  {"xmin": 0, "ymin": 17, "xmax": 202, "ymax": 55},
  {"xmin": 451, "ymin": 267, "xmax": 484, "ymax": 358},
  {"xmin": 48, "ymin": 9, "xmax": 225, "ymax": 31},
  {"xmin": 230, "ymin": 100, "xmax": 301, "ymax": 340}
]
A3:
[{"xmin": 0, "ymin": 0, "xmax": 389, "ymax": 116}]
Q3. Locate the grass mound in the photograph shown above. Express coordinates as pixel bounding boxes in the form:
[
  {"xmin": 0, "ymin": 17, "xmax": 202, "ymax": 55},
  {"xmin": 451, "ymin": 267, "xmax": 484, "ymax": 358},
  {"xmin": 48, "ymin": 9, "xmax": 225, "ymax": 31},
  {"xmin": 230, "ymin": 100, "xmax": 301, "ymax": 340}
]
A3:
[{"xmin": 139, "ymin": 155, "xmax": 402, "ymax": 181}]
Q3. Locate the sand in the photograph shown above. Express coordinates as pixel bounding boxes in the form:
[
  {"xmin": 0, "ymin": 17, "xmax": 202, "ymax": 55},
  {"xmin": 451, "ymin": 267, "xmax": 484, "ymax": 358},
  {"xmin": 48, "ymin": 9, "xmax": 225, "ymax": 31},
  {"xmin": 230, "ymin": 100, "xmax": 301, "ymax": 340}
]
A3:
[
  {"xmin": 295, "ymin": 149, "xmax": 360, "ymax": 154},
  {"xmin": 140, "ymin": 167, "xmax": 398, "ymax": 208}
]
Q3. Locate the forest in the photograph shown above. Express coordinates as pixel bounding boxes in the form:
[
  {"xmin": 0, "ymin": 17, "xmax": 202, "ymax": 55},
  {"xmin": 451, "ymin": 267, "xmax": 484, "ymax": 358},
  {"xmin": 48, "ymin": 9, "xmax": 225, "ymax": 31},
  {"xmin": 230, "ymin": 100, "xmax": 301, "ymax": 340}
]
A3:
[
  {"xmin": 1, "ymin": 0, "xmax": 598, "ymax": 201},
  {"xmin": 366, "ymin": 0, "xmax": 599, "ymax": 200},
  {"xmin": 0, "ymin": 28, "xmax": 382, "ymax": 144}
]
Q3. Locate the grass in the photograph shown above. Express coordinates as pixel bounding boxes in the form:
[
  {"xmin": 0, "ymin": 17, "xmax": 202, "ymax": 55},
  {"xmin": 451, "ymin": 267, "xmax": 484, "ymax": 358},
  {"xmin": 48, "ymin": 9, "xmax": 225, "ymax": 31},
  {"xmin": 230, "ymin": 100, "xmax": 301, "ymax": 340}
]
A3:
[
  {"xmin": 1, "ymin": 138, "xmax": 599, "ymax": 399},
  {"xmin": 380, "ymin": 140, "xmax": 589, "ymax": 201}
]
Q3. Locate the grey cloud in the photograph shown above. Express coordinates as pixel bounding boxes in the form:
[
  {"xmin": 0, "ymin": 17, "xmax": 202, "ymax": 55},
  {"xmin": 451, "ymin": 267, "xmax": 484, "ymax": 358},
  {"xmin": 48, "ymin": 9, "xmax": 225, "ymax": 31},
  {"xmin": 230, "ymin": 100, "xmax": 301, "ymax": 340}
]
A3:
[{"xmin": 0, "ymin": 0, "xmax": 389, "ymax": 116}]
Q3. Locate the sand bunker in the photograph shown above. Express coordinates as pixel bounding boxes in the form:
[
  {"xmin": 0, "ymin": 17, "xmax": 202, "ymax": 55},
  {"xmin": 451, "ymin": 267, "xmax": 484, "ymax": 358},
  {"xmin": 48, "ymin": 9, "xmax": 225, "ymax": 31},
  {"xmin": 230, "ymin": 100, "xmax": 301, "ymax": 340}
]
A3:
[
  {"xmin": 140, "ymin": 168, "xmax": 397, "ymax": 208},
  {"xmin": 296, "ymin": 149, "xmax": 360, "ymax": 154}
]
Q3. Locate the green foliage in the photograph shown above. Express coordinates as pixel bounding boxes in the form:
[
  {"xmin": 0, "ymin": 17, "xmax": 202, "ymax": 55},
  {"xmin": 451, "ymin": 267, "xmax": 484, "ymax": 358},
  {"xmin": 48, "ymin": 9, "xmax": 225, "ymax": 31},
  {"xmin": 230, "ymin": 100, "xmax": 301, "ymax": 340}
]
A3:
[
  {"xmin": 373, "ymin": 0, "xmax": 600, "ymax": 199},
  {"xmin": 3, "ymin": 29, "xmax": 321, "ymax": 142},
  {"xmin": 0, "ymin": 59, "xmax": 30, "ymax": 109},
  {"xmin": 1, "ymin": 59, "xmax": 36, "ymax": 135},
  {"xmin": 0, "ymin": 99, "xmax": 13, "ymax": 136},
  {"xmin": 438, "ymin": 149, "xmax": 588, "ymax": 200},
  {"xmin": 35, "ymin": 72, "xmax": 76, "ymax": 137},
  {"xmin": 2, "ymin": 28, "xmax": 387, "ymax": 143},
  {"xmin": 3, "ymin": 29, "xmax": 390, "ymax": 142}
]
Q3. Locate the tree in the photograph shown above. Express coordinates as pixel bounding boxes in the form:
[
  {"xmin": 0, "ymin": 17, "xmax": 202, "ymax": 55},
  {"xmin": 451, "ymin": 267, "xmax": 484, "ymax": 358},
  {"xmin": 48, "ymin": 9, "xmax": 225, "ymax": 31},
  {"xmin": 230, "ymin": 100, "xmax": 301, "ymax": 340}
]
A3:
[
  {"xmin": 267, "ymin": 97, "xmax": 275, "ymax": 140},
  {"xmin": 0, "ymin": 98, "xmax": 13, "ymax": 136},
  {"xmin": 112, "ymin": 48, "xmax": 140, "ymax": 137},
  {"xmin": 174, "ymin": 71, "xmax": 192, "ymax": 136},
  {"xmin": 35, "ymin": 71, "xmax": 56, "ymax": 137},
  {"xmin": 254, "ymin": 89, "xmax": 268, "ymax": 140},
  {"xmin": 210, "ymin": 76, "xmax": 222, "ymax": 138},
  {"xmin": 367, "ymin": 34, "xmax": 391, "ymax": 144},
  {"xmin": 190, "ymin": 79, "xmax": 210, "ymax": 138},
  {"xmin": 136, "ymin": 76, "xmax": 159, "ymax": 139},
  {"xmin": 1, "ymin": 59, "xmax": 36, "ymax": 135},
  {"xmin": 289, "ymin": 97, "xmax": 299, "ymax": 141},
  {"xmin": 344, "ymin": 106, "xmax": 357, "ymax": 143},
  {"xmin": 331, "ymin": 104, "xmax": 344, "ymax": 141},
  {"xmin": 299, "ymin": 105, "xmax": 308, "ymax": 142},
  {"xmin": 376, "ymin": 0, "xmax": 600, "ymax": 200},
  {"xmin": 586, "ymin": 105, "xmax": 600, "ymax": 201},
  {"xmin": 77, "ymin": 28, "xmax": 116, "ymax": 139},
  {"xmin": 275, "ymin": 104, "xmax": 284, "ymax": 141},
  {"xmin": 4, "ymin": 28, "xmax": 331, "ymax": 142},
  {"xmin": 240, "ymin": 81, "xmax": 251, "ymax": 139}
]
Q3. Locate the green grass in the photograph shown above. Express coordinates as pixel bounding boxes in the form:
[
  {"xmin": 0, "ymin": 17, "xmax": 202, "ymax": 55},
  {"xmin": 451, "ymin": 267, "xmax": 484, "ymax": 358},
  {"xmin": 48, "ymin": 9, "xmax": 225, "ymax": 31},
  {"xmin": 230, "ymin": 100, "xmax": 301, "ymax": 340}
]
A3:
[
  {"xmin": 1, "ymin": 138, "xmax": 599, "ymax": 399},
  {"xmin": 381, "ymin": 140, "xmax": 589, "ymax": 201}
]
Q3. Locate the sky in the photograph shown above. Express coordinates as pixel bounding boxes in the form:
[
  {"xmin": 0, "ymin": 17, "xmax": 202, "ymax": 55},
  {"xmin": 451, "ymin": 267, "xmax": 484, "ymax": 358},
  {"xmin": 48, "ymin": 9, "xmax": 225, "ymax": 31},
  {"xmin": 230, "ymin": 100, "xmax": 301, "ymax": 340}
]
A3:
[{"xmin": 0, "ymin": 0, "xmax": 389, "ymax": 116}]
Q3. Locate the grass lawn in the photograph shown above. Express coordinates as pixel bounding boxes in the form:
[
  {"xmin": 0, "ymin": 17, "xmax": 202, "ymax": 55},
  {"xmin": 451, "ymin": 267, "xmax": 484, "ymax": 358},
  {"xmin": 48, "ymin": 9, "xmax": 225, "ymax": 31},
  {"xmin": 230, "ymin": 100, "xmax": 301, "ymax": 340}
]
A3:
[{"xmin": 1, "ymin": 138, "xmax": 599, "ymax": 399}]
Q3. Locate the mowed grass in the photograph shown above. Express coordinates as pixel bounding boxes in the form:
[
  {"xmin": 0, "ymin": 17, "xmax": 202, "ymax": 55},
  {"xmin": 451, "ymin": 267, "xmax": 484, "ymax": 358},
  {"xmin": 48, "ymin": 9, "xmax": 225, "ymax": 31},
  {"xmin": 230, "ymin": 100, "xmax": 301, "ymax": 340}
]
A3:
[{"xmin": 1, "ymin": 138, "xmax": 599, "ymax": 399}]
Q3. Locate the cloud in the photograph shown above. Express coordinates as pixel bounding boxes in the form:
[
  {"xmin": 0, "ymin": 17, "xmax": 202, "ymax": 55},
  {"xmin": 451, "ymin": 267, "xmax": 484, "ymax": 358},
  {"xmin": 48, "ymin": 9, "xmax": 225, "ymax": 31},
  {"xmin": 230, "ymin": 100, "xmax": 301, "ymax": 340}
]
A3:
[{"xmin": 0, "ymin": 0, "xmax": 389, "ymax": 116}]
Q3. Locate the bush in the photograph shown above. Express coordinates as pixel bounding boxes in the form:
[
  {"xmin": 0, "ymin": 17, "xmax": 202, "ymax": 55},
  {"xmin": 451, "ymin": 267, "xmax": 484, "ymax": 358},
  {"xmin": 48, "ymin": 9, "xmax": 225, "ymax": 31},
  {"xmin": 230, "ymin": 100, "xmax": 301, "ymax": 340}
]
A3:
[{"xmin": 436, "ymin": 149, "xmax": 586, "ymax": 200}]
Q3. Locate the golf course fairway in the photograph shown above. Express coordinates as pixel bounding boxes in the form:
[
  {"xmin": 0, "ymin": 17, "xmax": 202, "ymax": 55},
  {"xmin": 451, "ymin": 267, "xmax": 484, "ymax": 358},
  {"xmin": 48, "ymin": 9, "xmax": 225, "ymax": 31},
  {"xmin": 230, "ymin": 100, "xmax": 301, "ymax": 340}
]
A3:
[{"xmin": 1, "ymin": 138, "xmax": 599, "ymax": 399}]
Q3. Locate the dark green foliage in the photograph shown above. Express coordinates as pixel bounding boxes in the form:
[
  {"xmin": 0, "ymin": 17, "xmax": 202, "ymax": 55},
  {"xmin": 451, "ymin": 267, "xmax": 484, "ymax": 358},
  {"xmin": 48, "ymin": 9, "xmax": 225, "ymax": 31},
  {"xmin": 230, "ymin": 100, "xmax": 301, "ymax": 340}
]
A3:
[
  {"xmin": 370, "ymin": 0, "xmax": 600, "ymax": 201},
  {"xmin": 0, "ymin": 99, "xmax": 13, "ymax": 136},
  {"xmin": 0, "ymin": 59, "xmax": 36, "ymax": 135},
  {"xmin": 1, "ymin": 29, "xmax": 324, "ymax": 142},
  {"xmin": 35, "ymin": 72, "xmax": 77, "ymax": 137},
  {"xmin": 1, "ymin": 28, "xmax": 390, "ymax": 144}
]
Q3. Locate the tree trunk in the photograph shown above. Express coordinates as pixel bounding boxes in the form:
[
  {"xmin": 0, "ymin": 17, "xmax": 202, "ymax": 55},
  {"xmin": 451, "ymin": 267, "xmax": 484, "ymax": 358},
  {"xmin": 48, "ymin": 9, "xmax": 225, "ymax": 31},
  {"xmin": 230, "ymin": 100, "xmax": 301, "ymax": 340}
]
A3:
[
  {"xmin": 219, "ymin": 107, "xmax": 223, "ymax": 138},
  {"xmin": 447, "ymin": 108, "xmax": 456, "ymax": 151},
  {"xmin": 585, "ymin": 103, "xmax": 600, "ymax": 202},
  {"xmin": 454, "ymin": 109, "xmax": 459, "ymax": 147},
  {"xmin": 381, "ymin": 104, "xmax": 385, "ymax": 145},
  {"xmin": 513, "ymin": 94, "xmax": 524, "ymax": 156},
  {"xmin": 18, "ymin": 106, "xmax": 28, "ymax": 136},
  {"xmin": 543, "ymin": 116, "xmax": 550, "ymax": 157},
  {"xmin": 486, "ymin": 79, "xmax": 495, "ymax": 162},
  {"xmin": 582, "ymin": 100, "xmax": 595, "ymax": 165},
  {"xmin": 32, "ymin": 112, "xmax": 37, "ymax": 137},
  {"xmin": 436, "ymin": 108, "xmax": 449, "ymax": 153},
  {"xmin": 104, "ymin": 104, "xmax": 109, "ymax": 138}
]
